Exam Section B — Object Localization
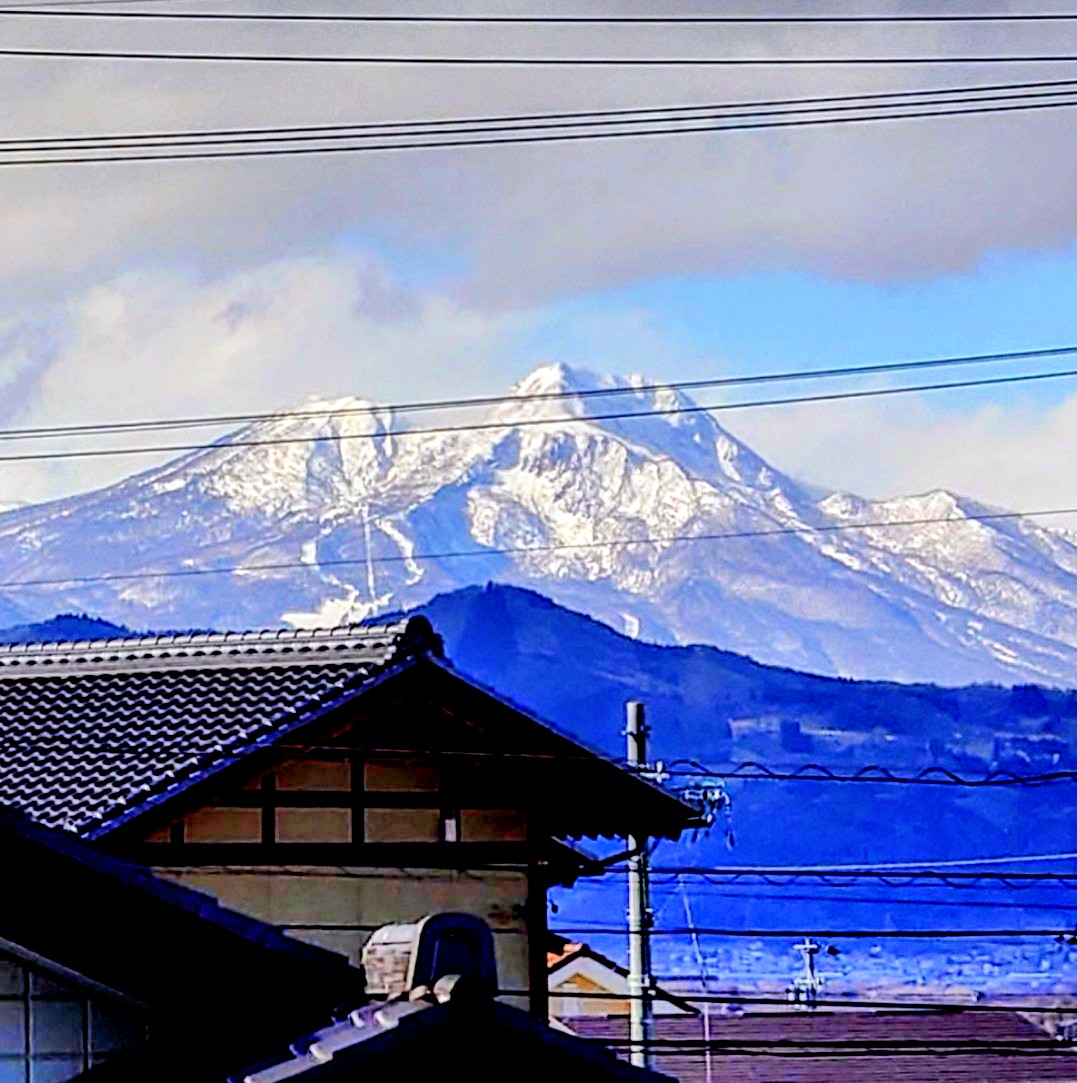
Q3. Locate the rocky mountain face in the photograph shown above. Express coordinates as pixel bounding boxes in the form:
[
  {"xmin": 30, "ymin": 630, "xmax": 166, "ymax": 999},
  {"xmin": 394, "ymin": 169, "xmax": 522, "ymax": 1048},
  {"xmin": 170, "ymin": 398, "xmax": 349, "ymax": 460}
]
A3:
[{"xmin": 2, "ymin": 363, "xmax": 1077, "ymax": 686}]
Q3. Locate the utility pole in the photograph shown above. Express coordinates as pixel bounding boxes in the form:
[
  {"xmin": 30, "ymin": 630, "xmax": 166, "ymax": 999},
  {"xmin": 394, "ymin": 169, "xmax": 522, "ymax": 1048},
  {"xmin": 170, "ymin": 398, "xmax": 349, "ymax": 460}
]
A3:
[
  {"xmin": 625, "ymin": 701, "xmax": 655, "ymax": 1071},
  {"xmin": 788, "ymin": 938, "xmax": 823, "ymax": 1010}
]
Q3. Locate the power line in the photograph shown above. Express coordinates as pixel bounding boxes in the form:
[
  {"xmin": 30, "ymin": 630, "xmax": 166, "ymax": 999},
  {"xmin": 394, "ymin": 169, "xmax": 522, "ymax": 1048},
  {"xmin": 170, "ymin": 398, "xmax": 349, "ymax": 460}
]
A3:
[
  {"xmin": 0, "ymin": 342, "xmax": 1070, "ymax": 442},
  {"xmin": 7, "ymin": 8, "xmax": 1077, "ymax": 23},
  {"xmin": 157, "ymin": 863, "xmax": 1077, "ymax": 893},
  {"xmin": 12, "ymin": 86, "xmax": 1077, "ymax": 156},
  {"xmin": 0, "ymin": 364, "xmax": 1074, "ymax": 464},
  {"xmin": 3, "ymin": 730, "xmax": 1077, "ymax": 795},
  {"xmin": 692, "ymin": 853, "xmax": 1077, "ymax": 873},
  {"xmin": 610, "ymin": 869, "xmax": 1077, "ymax": 891},
  {"xmin": 608, "ymin": 1049, "xmax": 1077, "ymax": 1060},
  {"xmin": 679, "ymin": 873, "xmax": 1077, "ymax": 891},
  {"xmin": 642, "ymin": 887, "xmax": 1077, "ymax": 912},
  {"xmin": 6, "ymin": 78, "xmax": 1074, "ymax": 150},
  {"xmin": 5, "ymin": 728, "xmax": 1077, "ymax": 792},
  {"xmin": 5, "ymin": 45, "xmax": 1077, "ymax": 65},
  {"xmin": 552, "ymin": 925, "xmax": 1077, "ymax": 938},
  {"xmin": 4, "ymin": 95, "xmax": 1073, "ymax": 166},
  {"xmin": 519, "ymin": 987, "xmax": 1077, "ymax": 1017},
  {"xmin": 2, "ymin": 504, "xmax": 1076, "ymax": 591},
  {"xmin": 664, "ymin": 761, "xmax": 1077, "ymax": 787},
  {"xmin": 2, "ymin": 732, "xmax": 1077, "ymax": 795},
  {"xmin": 649, "ymin": 867, "xmax": 1077, "ymax": 884},
  {"xmin": 0, "ymin": 0, "xmax": 182, "ymax": 7},
  {"xmin": 0, "ymin": 342, "xmax": 1070, "ymax": 446},
  {"xmin": 642, "ymin": 872, "xmax": 1077, "ymax": 892}
]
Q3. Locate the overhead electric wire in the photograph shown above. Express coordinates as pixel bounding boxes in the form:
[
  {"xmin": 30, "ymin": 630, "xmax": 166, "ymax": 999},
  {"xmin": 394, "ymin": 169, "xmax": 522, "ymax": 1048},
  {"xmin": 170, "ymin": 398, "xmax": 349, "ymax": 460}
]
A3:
[
  {"xmin": 168, "ymin": 864, "xmax": 1077, "ymax": 892},
  {"xmin": 2, "ymin": 504, "xmax": 1077, "ymax": 591},
  {"xmin": 6, "ymin": 97, "xmax": 1074, "ymax": 167},
  {"xmin": 4, "ymin": 45, "xmax": 1077, "ymax": 65},
  {"xmin": 506, "ymin": 987, "xmax": 1077, "ymax": 1017},
  {"xmin": 11, "ymin": 85, "xmax": 1077, "ymax": 157},
  {"xmin": 552, "ymin": 925, "xmax": 1077, "ymax": 937},
  {"xmin": 6, "ymin": 77, "xmax": 1075, "ymax": 151},
  {"xmin": 662, "ymin": 761, "xmax": 1077, "ymax": 787},
  {"xmin": 679, "ymin": 853, "xmax": 1077, "ymax": 873},
  {"xmin": 0, "ymin": 343, "xmax": 1070, "ymax": 444},
  {"xmin": 648, "ymin": 867, "xmax": 1077, "ymax": 884},
  {"xmin": 641, "ymin": 887, "xmax": 1077, "ymax": 913},
  {"xmin": 668, "ymin": 872, "xmax": 1077, "ymax": 891},
  {"xmin": 1, "ymin": 728, "xmax": 1076, "ymax": 797},
  {"xmin": 642, "ymin": 872, "xmax": 1077, "ymax": 892},
  {"xmin": 0, "ymin": 732, "xmax": 1076, "ymax": 797},
  {"xmin": 7, "ymin": 8, "xmax": 1077, "ymax": 23},
  {"xmin": 4, "ymin": 96, "xmax": 1074, "ymax": 166},
  {"xmin": 0, "ymin": 364, "xmax": 1075, "ymax": 465},
  {"xmin": 0, "ymin": 0, "xmax": 183, "ymax": 7},
  {"xmin": 155, "ymin": 861, "xmax": 1077, "ymax": 896}
]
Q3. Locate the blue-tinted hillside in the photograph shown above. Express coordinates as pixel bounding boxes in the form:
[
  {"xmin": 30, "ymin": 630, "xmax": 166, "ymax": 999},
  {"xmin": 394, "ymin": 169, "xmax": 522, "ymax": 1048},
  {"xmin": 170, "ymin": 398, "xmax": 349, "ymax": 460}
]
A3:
[
  {"xmin": 0, "ymin": 613, "xmax": 132, "ymax": 644},
  {"xmin": 405, "ymin": 583, "xmax": 1077, "ymax": 950}
]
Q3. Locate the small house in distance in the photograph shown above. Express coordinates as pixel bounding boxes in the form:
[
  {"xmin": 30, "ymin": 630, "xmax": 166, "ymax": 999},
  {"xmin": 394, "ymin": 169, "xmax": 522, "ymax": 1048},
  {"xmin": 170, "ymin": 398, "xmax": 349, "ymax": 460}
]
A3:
[
  {"xmin": 0, "ymin": 617, "xmax": 701, "ymax": 1020},
  {"xmin": 548, "ymin": 934, "xmax": 698, "ymax": 1020}
]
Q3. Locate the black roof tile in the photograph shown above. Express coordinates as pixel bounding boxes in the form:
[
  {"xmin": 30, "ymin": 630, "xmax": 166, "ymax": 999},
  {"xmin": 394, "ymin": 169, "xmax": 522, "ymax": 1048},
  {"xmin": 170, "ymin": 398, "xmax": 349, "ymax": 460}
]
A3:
[{"xmin": 0, "ymin": 617, "xmax": 440, "ymax": 835}]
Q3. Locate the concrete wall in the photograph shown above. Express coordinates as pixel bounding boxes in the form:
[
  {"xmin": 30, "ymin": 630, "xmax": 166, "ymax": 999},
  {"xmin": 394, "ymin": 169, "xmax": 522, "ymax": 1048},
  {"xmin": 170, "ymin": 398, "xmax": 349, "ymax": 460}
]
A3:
[{"xmin": 155, "ymin": 865, "xmax": 532, "ymax": 1011}]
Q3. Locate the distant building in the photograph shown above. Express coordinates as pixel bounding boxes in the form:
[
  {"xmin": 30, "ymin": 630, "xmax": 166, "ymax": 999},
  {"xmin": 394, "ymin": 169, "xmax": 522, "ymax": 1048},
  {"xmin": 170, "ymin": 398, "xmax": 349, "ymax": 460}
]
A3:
[
  {"xmin": 993, "ymin": 733, "xmax": 1068, "ymax": 771},
  {"xmin": 0, "ymin": 618, "xmax": 701, "ymax": 1022},
  {"xmin": 548, "ymin": 934, "xmax": 698, "ymax": 1019}
]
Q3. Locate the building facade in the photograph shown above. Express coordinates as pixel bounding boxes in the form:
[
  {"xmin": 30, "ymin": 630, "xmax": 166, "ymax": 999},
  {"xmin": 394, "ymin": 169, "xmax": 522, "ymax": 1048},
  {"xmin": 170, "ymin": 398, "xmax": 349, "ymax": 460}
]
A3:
[{"xmin": 0, "ymin": 619, "xmax": 699, "ymax": 1021}]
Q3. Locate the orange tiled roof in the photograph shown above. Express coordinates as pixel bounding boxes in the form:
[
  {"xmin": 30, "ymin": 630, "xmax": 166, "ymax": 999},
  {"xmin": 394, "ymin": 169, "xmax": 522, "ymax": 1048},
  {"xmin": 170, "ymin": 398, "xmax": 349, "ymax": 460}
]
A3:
[{"xmin": 547, "ymin": 941, "xmax": 585, "ymax": 968}]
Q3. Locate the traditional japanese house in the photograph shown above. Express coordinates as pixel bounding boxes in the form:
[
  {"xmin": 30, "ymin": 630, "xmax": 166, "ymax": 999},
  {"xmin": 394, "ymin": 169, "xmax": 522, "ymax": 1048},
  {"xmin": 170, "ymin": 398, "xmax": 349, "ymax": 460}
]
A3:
[{"xmin": 0, "ymin": 617, "xmax": 700, "ymax": 1020}]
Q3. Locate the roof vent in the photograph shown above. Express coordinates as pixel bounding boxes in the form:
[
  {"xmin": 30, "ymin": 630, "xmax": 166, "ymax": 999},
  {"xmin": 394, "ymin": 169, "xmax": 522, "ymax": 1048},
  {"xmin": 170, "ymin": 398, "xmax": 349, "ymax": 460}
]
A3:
[{"xmin": 361, "ymin": 913, "xmax": 497, "ymax": 999}]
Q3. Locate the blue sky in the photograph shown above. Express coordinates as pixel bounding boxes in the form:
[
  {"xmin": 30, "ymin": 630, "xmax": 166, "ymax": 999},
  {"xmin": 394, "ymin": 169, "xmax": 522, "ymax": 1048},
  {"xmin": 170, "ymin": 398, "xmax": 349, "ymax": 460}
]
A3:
[{"xmin": 525, "ymin": 249, "xmax": 1077, "ymax": 389}]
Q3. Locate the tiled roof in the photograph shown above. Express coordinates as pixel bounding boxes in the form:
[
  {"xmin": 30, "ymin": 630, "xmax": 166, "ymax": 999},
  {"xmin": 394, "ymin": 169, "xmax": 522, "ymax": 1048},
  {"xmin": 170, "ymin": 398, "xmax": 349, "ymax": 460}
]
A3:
[
  {"xmin": 565, "ymin": 1011, "xmax": 1077, "ymax": 1083},
  {"xmin": 234, "ymin": 982, "xmax": 671, "ymax": 1083},
  {"xmin": 548, "ymin": 940, "xmax": 586, "ymax": 969},
  {"xmin": 0, "ymin": 618, "xmax": 440, "ymax": 835}
]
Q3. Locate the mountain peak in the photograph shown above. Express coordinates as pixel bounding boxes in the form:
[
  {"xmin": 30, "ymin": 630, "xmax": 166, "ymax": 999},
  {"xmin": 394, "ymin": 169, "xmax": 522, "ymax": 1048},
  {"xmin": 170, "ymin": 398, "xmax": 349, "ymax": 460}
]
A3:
[
  {"xmin": 510, "ymin": 362, "xmax": 600, "ymax": 399},
  {"xmin": 4, "ymin": 368, "xmax": 1077, "ymax": 687},
  {"xmin": 224, "ymin": 394, "xmax": 394, "ymax": 447}
]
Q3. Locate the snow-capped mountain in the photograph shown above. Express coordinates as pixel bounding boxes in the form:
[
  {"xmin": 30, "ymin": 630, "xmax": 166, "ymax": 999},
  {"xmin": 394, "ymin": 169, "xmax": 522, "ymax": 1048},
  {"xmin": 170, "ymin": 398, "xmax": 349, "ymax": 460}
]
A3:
[{"xmin": 3, "ymin": 363, "xmax": 1077, "ymax": 686}]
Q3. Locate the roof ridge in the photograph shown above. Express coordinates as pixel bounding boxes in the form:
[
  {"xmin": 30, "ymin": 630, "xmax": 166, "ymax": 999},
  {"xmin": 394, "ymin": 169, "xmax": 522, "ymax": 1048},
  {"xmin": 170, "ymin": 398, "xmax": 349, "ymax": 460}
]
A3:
[{"xmin": 0, "ymin": 616, "xmax": 441, "ymax": 670}]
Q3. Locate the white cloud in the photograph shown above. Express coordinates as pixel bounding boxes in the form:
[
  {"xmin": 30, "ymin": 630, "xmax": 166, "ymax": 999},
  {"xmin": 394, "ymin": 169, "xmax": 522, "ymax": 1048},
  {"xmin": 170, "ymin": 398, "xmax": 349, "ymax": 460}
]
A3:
[
  {"xmin": 0, "ymin": 253, "xmax": 531, "ymax": 502},
  {"xmin": 726, "ymin": 386, "xmax": 1077, "ymax": 513},
  {"xmin": 0, "ymin": 4, "xmax": 1075, "ymax": 306}
]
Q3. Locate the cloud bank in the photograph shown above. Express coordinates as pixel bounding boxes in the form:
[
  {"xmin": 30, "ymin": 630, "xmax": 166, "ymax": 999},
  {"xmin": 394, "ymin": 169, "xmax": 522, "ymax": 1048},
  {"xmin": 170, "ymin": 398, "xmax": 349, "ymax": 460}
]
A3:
[{"xmin": 1, "ymin": 3, "xmax": 1075, "ymax": 305}]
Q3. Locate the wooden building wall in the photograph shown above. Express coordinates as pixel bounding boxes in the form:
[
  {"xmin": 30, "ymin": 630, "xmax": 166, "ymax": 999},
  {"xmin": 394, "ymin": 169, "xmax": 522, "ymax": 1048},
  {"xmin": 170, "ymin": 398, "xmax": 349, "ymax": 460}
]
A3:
[{"xmin": 142, "ymin": 756, "xmax": 542, "ymax": 1012}]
